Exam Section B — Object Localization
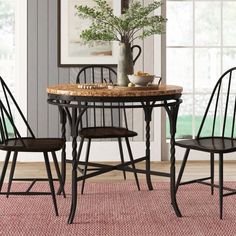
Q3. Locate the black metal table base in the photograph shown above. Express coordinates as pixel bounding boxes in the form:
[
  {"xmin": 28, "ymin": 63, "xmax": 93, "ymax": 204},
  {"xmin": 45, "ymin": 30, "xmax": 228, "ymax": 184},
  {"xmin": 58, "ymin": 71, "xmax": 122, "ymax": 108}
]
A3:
[
  {"xmin": 48, "ymin": 95, "xmax": 183, "ymax": 224},
  {"xmin": 66, "ymin": 159, "xmax": 171, "ymax": 181}
]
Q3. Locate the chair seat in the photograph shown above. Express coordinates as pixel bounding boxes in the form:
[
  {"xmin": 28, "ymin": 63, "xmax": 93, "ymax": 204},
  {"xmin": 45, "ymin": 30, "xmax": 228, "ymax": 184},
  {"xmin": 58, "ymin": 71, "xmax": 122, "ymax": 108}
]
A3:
[
  {"xmin": 79, "ymin": 127, "xmax": 137, "ymax": 139},
  {"xmin": 176, "ymin": 137, "xmax": 236, "ymax": 154},
  {"xmin": 0, "ymin": 138, "xmax": 65, "ymax": 152}
]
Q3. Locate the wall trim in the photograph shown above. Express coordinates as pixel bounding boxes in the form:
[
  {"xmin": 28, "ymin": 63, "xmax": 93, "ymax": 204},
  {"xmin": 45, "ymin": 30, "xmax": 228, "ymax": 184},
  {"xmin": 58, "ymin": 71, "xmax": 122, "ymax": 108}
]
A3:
[
  {"xmin": 15, "ymin": 0, "xmax": 28, "ymax": 137},
  {"xmin": 3, "ymin": 140, "xmax": 161, "ymax": 162}
]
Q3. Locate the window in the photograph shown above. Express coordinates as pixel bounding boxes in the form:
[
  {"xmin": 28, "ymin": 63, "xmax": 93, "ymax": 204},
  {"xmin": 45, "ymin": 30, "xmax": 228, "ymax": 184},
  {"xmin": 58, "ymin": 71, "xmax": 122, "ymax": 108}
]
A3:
[
  {"xmin": 0, "ymin": 0, "xmax": 27, "ymax": 135},
  {"xmin": 0, "ymin": 0, "xmax": 15, "ymax": 91},
  {"xmin": 166, "ymin": 0, "xmax": 236, "ymax": 139}
]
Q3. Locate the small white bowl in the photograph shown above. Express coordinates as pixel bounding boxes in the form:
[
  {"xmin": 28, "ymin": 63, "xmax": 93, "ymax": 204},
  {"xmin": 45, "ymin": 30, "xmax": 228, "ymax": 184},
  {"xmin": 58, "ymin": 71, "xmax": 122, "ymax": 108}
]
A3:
[{"xmin": 128, "ymin": 74, "xmax": 154, "ymax": 87}]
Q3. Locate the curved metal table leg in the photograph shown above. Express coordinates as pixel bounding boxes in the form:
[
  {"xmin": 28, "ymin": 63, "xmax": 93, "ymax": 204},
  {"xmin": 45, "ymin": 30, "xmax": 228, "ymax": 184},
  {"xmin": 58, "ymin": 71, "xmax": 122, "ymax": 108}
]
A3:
[
  {"xmin": 68, "ymin": 108, "xmax": 79, "ymax": 224},
  {"xmin": 142, "ymin": 102, "xmax": 154, "ymax": 191},
  {"xmin": 165, "ymin": 100, "xmax": 182, "ymax": 217},
  {"xmin": 58, "ymin": 106, "xmax": 66, "ymax": 195},
  {"xmin": 68, "ymin": 137, "xmax": 78, "ymax": 224}
]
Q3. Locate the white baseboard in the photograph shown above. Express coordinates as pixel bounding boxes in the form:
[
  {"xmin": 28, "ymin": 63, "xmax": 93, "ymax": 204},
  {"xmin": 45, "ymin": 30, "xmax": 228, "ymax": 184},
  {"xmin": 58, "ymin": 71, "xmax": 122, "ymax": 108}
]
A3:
[
  {"xmin": 1, "ymin": 140, "xmax": 161, "ymax": 162},
  {"xmin": 1, "ymin": 141, "xmax": 233, "ymax": 163}
]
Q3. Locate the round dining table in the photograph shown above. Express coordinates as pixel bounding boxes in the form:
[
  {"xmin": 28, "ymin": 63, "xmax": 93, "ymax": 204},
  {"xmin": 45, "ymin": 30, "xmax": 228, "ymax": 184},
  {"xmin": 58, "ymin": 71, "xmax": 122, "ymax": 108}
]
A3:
[{"xmin": 47, "ymin": 83, "xmax": 183, "ymax": 224}]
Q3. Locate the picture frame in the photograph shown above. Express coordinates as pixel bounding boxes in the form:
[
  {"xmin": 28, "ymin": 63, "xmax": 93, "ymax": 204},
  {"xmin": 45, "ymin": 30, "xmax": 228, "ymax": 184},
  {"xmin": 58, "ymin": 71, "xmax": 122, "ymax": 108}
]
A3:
[{"xmin": 58, "ymin": 0, "xmax": 121, "ymax": 67}]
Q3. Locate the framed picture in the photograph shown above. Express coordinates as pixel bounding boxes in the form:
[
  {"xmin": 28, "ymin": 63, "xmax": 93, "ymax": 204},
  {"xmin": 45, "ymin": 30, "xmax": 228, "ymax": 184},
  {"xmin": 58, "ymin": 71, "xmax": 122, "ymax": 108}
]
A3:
[{"xmin": 58, "ymin": 0, "xmax": 121, "ymax": 67}]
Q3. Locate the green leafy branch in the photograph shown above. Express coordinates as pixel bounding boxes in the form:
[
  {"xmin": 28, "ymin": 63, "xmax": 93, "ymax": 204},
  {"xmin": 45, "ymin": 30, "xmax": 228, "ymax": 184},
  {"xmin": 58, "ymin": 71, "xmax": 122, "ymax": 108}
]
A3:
[{"xmin": 75, "ymin": 0, "xmax": 167, "ymax": 44}]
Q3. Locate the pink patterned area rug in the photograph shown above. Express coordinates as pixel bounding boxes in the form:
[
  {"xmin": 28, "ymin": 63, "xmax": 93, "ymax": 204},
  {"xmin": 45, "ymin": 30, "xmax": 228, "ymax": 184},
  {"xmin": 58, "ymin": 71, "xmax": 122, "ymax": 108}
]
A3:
[{"xmin": 0, "ymin": 182, "xmax": 236, "ymax": 236}]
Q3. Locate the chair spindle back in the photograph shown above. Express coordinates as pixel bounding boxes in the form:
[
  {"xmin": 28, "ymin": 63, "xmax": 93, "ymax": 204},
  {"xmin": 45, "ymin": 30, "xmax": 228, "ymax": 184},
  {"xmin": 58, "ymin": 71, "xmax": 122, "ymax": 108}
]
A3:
[
  {"xmin": 76, "ymin": 66, "xmax": 128, "ymax": 129},
  {"xmin": 0, "ymin": 76, "xmax": 35, "ymax": 144},
  {"xmin": 197, "ymin": 67, "xmax": 236, "ymax": 139}
]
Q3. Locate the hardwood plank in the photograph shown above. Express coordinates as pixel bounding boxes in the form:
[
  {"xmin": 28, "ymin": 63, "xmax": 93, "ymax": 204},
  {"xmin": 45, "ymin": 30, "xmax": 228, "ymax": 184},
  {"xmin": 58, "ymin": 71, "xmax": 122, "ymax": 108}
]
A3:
[{"xmin": 3, "ymin": 160, "xmax": 236, "ymax": 182}]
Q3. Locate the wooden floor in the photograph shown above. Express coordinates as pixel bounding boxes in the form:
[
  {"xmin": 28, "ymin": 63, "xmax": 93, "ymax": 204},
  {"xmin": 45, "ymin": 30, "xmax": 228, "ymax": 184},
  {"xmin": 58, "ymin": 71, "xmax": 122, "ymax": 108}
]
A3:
[{"xmin": 2, "ymin": 160, "xmax": 236, "ymax": 183}]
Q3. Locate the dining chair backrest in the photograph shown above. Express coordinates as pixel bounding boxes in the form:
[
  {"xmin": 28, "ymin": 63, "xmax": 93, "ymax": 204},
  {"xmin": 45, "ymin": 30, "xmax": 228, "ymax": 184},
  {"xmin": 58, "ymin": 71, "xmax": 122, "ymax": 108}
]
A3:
[
  {"xmin": 0, "ymin": 76, "xmax": 35, "ymax": 144},
  {"xmin": 197, "ymin": 67, "xmax": 236, "ymax": 139},
  {"xmin": 76, "ymin": 65, "xmax": 117, "ymax": 84},
  {"xmin": 76, "ymin": 66, "xmax": 128, "ymax": 129}
]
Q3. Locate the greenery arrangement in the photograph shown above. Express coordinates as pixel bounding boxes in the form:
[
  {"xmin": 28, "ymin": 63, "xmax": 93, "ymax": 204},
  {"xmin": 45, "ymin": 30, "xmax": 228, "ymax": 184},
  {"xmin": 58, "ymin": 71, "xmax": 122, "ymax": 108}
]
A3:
[{"xmin": 75, "ymin": 0, "xmax": 167, "ymax": 44}]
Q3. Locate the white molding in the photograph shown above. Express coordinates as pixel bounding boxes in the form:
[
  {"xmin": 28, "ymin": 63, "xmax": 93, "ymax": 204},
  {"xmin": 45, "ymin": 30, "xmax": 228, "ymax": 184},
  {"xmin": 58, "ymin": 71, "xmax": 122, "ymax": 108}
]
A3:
[
  {"xmin": 153, "ymin": 5, "xmax": 164, "ymax": 162},
  {"xmin": 15, "ymin": 0, "xmax": 27, "ymax": 137},
  {"xmin": 2, "ymin": 141, "xmax": 235, "ymax": 162},
  {"xmin": 3, "ymin": 140, "xmax": 160, "ymax": 162}
]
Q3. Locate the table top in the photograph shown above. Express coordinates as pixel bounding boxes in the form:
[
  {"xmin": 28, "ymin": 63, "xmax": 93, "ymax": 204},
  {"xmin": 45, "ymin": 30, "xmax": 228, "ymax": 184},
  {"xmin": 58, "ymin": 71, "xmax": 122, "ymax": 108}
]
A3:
[{"xmin": 47, "ymin": 84, "xmax": 183, "ymax": 98}]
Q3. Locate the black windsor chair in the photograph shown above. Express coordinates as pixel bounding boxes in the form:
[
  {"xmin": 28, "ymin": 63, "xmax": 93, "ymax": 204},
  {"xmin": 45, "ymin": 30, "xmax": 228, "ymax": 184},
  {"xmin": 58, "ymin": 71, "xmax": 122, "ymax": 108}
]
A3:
[
  {"xmin": 76, "ymin": 65, "xmax": 140, "ymax": 194},
  {"xmin": 175, "ymin": 67, "xmax": 236, "ymax": 219},
  {"xmin": 0, "ymin": 76, "xmax": 65, "ymax": 216}
]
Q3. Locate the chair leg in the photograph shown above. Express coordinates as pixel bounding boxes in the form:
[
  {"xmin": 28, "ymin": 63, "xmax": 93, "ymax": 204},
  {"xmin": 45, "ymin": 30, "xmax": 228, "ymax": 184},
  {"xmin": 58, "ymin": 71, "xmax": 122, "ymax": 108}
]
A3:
[
  {"xmin": 68, "ymin": 137, "xmax": 84, "ymax": 224},
  {"xmin": 210, "ymin": 153, "xmax": 214, "ymax": 195},
  {"xmin": 77, "ymin": 138, "xmax": 85, "ymax": 168},
  {"xmin": 57, "ymin": 143, "xmax": 66, "ymax": 196},
  {"xmin": 0, "ymin": 151, "xmax": 11, "ymax": 192},
  {"xmin": 43, "ymin": 152, "xmax": 59, "ymax": 216},
  {"xmin": 81, "ymin": 139, "xmax": 91, "ymax": 195},
  {"xmin": 72, "ymin": 138, "xmax": 84, "ymax": 197},
  {"xmin": 51, "ymin": 151, "xmax": 66, "ymax": 198},
  {"xmin": 118, "ymin": 138, "xmax": 126, "ymax": 180},
  {"xmin": 125, "ymin": 137, "xmax": 140, "ymax": 191},
  {"xmin": 176, "ymin": 148, "xmax": 190, "ymax": 193},
  {"xmin": 6, "ymin": 152, "xmax": 18, "ymax": 198},
  {"xmin": 219, "ymin": 153, "xmax": 223, "ymax": 219}
]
